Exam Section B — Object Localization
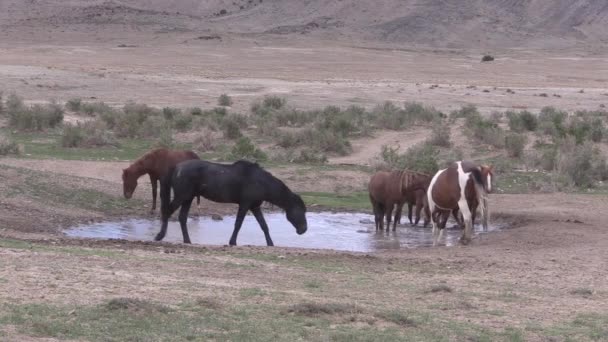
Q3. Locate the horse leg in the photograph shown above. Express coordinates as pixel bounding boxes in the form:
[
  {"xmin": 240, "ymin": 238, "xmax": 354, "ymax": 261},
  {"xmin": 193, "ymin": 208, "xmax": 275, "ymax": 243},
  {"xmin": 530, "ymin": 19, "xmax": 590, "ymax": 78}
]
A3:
[
  {"xmin": 423, "ymin": 201, "xmax": 431, "ymax": 228},
  {"xmin": 394, "ymin": 202, "xmax": 403, "ymax": 227},
  {"xmin": 229, "ymin": 205, "xmax": 250, "ymax": 246},
  {"xmin": 407, "ymin": 203, "xmax": 414, "ymax": 225},
  {"xmin": 150, "ymin": 174, "xmax": 158, "ymax": 215},
  {"xmin": 155, "ymin": 199, "xmax": 181, "ymax": 241},
  {"xmin": 177, "ymin": 198, "xmax": 194, "ymax": 244},
  {"xmin": 414, "ymin": 200, "xmax": 423, "ymax": 226},
  {"xmin": 458, "ymin": 197, "xmax": 473, "ymax": 245},
  {"xmin": 385, "ymin": 203, "xmax": 395, "ymax": 231},
  {"xmin": 251, "ymin": 206, "xmax": 274, "ymax": 247},
  {"xmin": 377, "ymin": 203, "xmax": 385, "ymax": 232}
]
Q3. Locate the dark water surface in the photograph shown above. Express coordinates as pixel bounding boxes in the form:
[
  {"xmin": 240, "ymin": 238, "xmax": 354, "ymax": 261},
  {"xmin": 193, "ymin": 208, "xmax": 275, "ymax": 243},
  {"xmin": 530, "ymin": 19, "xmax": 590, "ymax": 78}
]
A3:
[{"xmin": 64, "ymin": 212, "xmax": 507, "ymax": 252}]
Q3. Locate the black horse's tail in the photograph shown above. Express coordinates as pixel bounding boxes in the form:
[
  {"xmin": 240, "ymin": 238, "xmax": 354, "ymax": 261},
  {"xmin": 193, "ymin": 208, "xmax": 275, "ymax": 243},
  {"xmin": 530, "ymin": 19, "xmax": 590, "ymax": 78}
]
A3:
[
  {"xmin": 160, "ymin": 166, "xmax": 175, "ymax": 215},
  {"xmin": 470, "ymin": 167, "xmax": 489, "ymax": 229}
]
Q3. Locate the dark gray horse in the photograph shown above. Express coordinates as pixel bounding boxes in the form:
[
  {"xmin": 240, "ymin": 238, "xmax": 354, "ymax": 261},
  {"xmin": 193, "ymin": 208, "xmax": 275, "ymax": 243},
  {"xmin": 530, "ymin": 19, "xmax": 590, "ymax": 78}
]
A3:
[{"xmin": 156, "ymin": 159, "xmax": 308, "ymax": 246}]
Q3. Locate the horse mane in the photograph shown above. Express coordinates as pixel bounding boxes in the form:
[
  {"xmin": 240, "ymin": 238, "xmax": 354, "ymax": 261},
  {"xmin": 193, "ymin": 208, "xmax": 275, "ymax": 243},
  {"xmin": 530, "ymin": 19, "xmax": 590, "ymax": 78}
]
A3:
[{"xmin": 128, "ymin": 148, "xmax": 165, "ymax": 171}]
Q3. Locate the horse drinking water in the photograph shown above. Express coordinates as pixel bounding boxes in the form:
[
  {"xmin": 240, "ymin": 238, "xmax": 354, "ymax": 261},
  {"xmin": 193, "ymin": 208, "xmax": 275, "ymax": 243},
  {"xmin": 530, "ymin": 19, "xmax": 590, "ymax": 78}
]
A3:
[
  {"xmin": 122, "ymin": 148, "xmax": 200, "ymax": 214},
  {"xmin": 427, "ymin": 161, "xmax": 493, "ymax": 245},
  {"xmin": 156, "ymin": 159, "xmax": 307, "ymax": 246},
  {"xmin": 368, "ymin": 170, "xmax": 431, "ymax": 231}
]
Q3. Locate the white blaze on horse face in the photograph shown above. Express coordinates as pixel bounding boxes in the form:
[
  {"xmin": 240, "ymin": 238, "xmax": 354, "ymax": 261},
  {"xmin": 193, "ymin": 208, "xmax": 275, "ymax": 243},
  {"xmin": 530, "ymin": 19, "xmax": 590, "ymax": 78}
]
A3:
[{"xmin": 456, "ymin": 162, "xmax": 474, "ymax": 240}]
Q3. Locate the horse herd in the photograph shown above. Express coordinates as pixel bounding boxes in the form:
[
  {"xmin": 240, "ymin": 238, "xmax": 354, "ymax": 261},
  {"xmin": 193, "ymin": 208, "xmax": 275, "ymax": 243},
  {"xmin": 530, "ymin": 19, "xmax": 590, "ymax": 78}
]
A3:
[{"xmin": 121, "ymin": 148, "xmax": 493, "ymax": 247}]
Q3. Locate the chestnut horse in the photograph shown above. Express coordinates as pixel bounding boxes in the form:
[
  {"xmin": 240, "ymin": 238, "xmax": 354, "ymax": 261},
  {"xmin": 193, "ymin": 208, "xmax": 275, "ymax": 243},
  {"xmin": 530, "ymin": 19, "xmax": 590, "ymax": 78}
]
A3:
[
  {"xmin": 122, "ymin": 148, "xmax": 200, "ymax": 213},
  {"xmin": 368, "ymin": 170, "xmax": 431, "ymax": 231},
  {"xmin": 396, "ymin": 188, "xmax": 431, "ymax": 227},
  {"xmin": 427, "ymin": 161, "xmax": 493, "ymax": 245}
]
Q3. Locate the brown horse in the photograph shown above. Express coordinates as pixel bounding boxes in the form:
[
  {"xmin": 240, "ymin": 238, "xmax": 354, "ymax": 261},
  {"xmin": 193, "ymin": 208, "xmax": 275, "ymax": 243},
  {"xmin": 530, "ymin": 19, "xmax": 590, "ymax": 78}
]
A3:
[
  {"xmin": 122, "ymin": 148, "xmax": 200, "ymax": 213},
  {"xmin": 395, "ymin": 189, "xmax": 430, "ymax": 227},
  {"xmin": 427, "ymin": 161, "xmax": 493, "ymax": 245},
  {"xmin": 368, "ymin": 170, "xmax": 431, "ymax": 231}
]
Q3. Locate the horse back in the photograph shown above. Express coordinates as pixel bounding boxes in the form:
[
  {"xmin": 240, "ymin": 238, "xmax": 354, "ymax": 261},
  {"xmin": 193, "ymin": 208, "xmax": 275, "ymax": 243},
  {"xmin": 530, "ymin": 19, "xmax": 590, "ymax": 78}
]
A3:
[{"xmin": 368, "ymin": 171, "xmax": 402, "ymax": 203}]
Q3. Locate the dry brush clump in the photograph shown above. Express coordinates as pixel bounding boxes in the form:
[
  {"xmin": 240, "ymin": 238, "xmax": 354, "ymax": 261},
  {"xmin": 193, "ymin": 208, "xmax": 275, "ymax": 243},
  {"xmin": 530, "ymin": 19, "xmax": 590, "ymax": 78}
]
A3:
[
  {"xmin": 61, "ymin": 120, "xmax": 119, "ymax": 148},
  {"xmin": 0, "ymin": 134, "xmax": 19, "ymax": 155},
  {"xmin": 5, "ymin": 94, "xmax": 64, "ymax": 131}
]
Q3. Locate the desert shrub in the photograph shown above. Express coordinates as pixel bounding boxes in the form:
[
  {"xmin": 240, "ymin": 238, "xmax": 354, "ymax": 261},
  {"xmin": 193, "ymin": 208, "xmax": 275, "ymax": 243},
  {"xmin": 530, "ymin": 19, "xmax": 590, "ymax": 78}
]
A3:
[
  {"xmin": 123, "ymin": 101, "xmax": 159, "ymax": 118},
  {"xmin": 0, "ymin": 91, "xmax": 4, "ymax": 115},
  {"xmin": 373, "ymin": 101, "xmax": 405, "ymax": 129},
  {"xmin": 379, "ymin": 143, "xmax": 439, "ymax": 174},
  {"xmin": 5, "ymin": 93, "xmax": 25, "ymax": 115},
  {"xmin": 115, "ymin": 110, "xmax": 149, "ymax": 138},
  {"xmin": 222, "ymin": 119, "xmax": 242, "ymax": 139},
  {"xmin": 274, "ymin": 108, "xmax": 319, "ymax": 126},
  {"xmin": 505, "ymin": 133, "xmax": 527, "ymax": 158},
  {"xmin": 65, "ymin": 98, "xmax": 82, "ymax": 112},
  {"xmin": 99, "ymin": 110, "xmax": 120, "ymax": 129},
  {"xmin": 402, "ymin": 102, "xmax": 440, "ymax": 123},
  {"xmin": 315, "ymin": 105, "xmax": 364, "ymax": 137},
  {"xmin": 557, "ymin": 140, "xmax": 607, "ymax": 187},
  {"xmin": 589, "ymin": 119, "xmax": 605, "ymax": 142},
  {"xmin": 538, "ymin": 106, "xmax": 567, "ymax": 137},
  {"xmin": 7, "ymin": 98, "xmax": 64, "ymax": 131},
  {"xmin": 61, "ymin": 121, "xmax": 119, "ymax": 148},
  {"xmin": 139, "ymin": 116, "xmax": 170, "ymax": 138},
  {"xmin": 81, "ymin": 101, "xmax": 113, "ymax": 116},
  {"xmin": 229, "ymin": 137, "xmax": 267, "ymax": 161},
  {"xmin": 293, "ymin": 148, "xmax": 328, "ymax": 164},
  {"xmin": 190, "ymin": 107, "xmax": 203, "ymax": 116},
  {"xmin": 262, "ymin": 96, "xmax": 286, "ymax": 110},
  {"xmin": 220, "ymin": 114, "xmax": 248, "ymax": 139},
  {"xmin": 218, "ymin": 94, "xmax": 233, "ymax": 107},
  {"xmin": 0, "ymin": 134, "xmax": 19, "ymax": 155},
  {"xmin": 156, "ymin": 126, "xmax": 174, "ymax": 148},
  {"xmin": 450, "ymin": 104, "xmax": 479, "ymax": 120},
  {"xmin": 507, "ymin": 111, "xmax": 537, "ymax": 132},
  {"xmin": 193, "ymin": 128, "xmax": 220, "ymax": 152},
  {"xmin": 278, "ymin": 128, "xmax": 351, "ymax": 155},
  {"xmin": 428, "ymin": 123, "xmax": 451, "ymax": 147},
  {"xmin": 482, "ymin": 55, "xmax": 495, "ymax": 62},
  {"xmin": 172, "ymin": 112, "xmax": 193, "ymax": 132},
  {"xmin": 468, "ymin": 115, "xmax": 505, "ymax": 148},
  {"xmin": 162, "ymin": 107, "xmax": 181, "ymax": 121}
]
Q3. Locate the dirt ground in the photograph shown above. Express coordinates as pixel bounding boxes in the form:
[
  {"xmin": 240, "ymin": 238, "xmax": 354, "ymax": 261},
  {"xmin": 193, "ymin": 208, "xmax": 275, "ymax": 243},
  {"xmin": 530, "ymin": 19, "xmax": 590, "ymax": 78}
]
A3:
[{"xmin": 1, "ymin": 11, "xmax": 608, "ymax": 340}]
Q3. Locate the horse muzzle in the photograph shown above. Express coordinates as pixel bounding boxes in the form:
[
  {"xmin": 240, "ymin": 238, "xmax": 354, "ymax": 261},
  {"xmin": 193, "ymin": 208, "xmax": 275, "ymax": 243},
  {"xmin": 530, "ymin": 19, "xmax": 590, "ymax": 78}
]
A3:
[
  {"xmin": 296, "ymin": 224, "xmax": 308, "ymax": 235},
  {"xmin": 124, "ymin": 191, "xmax": 133, "ymax": 199}
]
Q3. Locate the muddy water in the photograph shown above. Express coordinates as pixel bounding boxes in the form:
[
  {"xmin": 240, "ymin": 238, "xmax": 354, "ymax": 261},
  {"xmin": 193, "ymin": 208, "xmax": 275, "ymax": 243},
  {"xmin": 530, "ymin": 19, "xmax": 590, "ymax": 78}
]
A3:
[{"xmin": 64, "ymin": 212, "xmax": 507, "ymax": 252}]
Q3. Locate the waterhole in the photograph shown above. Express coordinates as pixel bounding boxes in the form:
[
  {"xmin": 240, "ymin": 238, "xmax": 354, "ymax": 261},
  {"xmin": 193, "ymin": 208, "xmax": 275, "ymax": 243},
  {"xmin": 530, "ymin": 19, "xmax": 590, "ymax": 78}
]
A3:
[{"xmin": 65, "ymin": 212, "xmax": 508, "ymax": 252}]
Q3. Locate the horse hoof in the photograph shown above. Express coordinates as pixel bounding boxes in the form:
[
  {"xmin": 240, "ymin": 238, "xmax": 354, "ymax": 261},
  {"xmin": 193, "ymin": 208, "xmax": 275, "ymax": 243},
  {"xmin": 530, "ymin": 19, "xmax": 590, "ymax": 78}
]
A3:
[{"xmin": 154, "ymin": 234, "xmax": 164, "ymax": 241}]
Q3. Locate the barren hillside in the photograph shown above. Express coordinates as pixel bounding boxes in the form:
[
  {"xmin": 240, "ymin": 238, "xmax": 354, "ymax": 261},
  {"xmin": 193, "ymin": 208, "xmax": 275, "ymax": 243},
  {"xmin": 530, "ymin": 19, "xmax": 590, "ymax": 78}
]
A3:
[{"xmin": 1, "ymin": 0, "xmax": 607, "ymax": 49}]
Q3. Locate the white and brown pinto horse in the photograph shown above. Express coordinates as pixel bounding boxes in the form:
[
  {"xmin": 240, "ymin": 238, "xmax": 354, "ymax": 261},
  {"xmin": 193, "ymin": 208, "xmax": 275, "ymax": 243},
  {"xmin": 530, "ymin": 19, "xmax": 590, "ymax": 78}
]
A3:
[{"xmin": 427, "ymin": 161, "xmax": 493, "ymax": 245}]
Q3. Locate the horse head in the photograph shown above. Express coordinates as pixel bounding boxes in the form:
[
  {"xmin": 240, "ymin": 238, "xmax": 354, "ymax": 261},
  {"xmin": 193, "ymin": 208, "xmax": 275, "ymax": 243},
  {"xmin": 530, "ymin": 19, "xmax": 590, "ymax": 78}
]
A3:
[
  {"xmin": 480, "ymin": 165, "xmax": 494, "ymax": 193},
  {"xmin": 286, "ymin": 193, "xmax": 308, "ymax": 235},
  {"xmin": 122, "ymin": 168, "xmax": 138, "ymax": 199}
]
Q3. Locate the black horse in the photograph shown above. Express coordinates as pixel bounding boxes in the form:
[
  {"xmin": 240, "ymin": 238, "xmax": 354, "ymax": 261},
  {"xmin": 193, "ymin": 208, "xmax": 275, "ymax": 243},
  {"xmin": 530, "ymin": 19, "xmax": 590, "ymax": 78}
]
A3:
[{"xmin": 156, "ymin": 159, "xmax": 308, "ymax": 246}]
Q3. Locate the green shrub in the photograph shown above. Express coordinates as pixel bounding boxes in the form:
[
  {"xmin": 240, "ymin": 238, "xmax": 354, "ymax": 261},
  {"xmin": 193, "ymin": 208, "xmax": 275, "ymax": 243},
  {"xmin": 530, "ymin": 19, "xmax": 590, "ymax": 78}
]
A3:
[
  {"xmin": 402, "ymin": 102, "xmax": 440, "ymax": 123},
  {"xmin": 162, "ymin": 107, "xmax": 181, "ymax": 121},
  {"xmin": 293, "ymin": 148, "xmax": 328, "ymax": 164},
  {"xmin": 538, "ymin": 106, "xmax": 567, "ymax": 137},
  {"xmin": 262, "ymin": 96, "xmax": 286, "ymax": 110},
  {"xmin": 428, "ymin": 123, "xmax": 451, "ymax": 147},
  {"xmin": 450, "ymin": 104, "xmax": 479, "ymax": 120},
  {"xmin": 140, "ymin": 116, "xmax": 170, "ymax": 138},
  {"xmin": 172, "ymin": 112, "xmax": 193, "ymax": 132},
  {"xmin": 190, "ymin": 107, "xmax": 203, "ymax": 116},
  {"xmin": 469, "ymin": 115, "xmax": 505, "ymax": 148},
  {"xmin": 0, "ymin": 134, "xmax": 19, "ymax": 155},
  {"xmin": 278, "ymin": 128, "xmax": 351, "ymax": 156},
  {"xmin": 99, "ymin": 110, "xmax": 120, "ymax": 129},
  {"xmin": 374, "ymin": 101, "xmax": 407, "ymax": 129},
  {"xmin": 218, "ymin": 94, "xmax": 233, "ymax": 107},
  {"xmin": 507, "ymin": 111, "xmax": 537, "ymax": 132},
  {"xmin": 222, "ymin": 119, "xmax": 242, "ymax": 139},
  {"xmin": 379, "ymin": 143, "xmax": 439, "ymax": 174},
  {"xmin": 81, "ymin": 101, "xmax": 113, "ymax": 116},
  {"xmin": 7, "ymin": 98, "xmax": 64, "ymax": 131},
  {"xmin": 156, "ymin": 126, "xmax": 174, "ymax": 148},
  {"xmin": 115, "ymin": 110, "xmax": 149, "ymax": 138},
  {"xmin": 65, "ymin": 98, "xmax": 82, "ymax": 112},
  {"xmin": 230, "ymin": 137, "xmax": 267, "ymax": 161},
  {"xmin": 0, "ymin": 91, "xmax": 4, "ymax": 115},
  {"xmin": 123, "ymin": 101, "xmax": 158, "ymax": 118},
  {"xmin": 505, "ymin": 133, "xmax": 527, "ymax": 158},
  {"xmin": 61, "ymin": 121, "xmax": 118, "ymax": 148},
  {"xmin": 557, "ymin": 141, "xmax": 607, "ymax": 188}
]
